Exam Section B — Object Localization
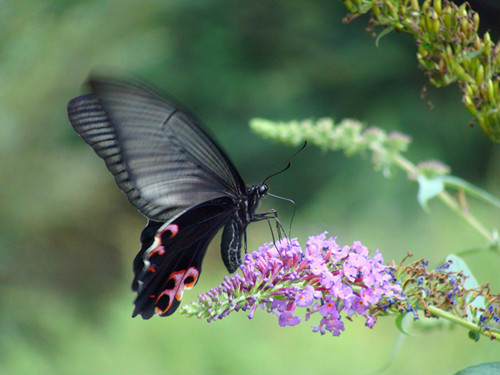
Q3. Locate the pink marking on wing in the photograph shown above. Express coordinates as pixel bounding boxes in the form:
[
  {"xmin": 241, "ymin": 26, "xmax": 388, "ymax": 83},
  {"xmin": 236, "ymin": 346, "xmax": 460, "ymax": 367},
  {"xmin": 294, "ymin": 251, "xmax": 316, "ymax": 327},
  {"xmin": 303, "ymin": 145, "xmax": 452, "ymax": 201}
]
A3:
[
  {"xmin": 171, "ymin": 267, "xmax": 200, "ymax": 300},
  {"xmin": 147, "ymin": 223, "xmax": 180, "ymax": 260},
  {"xmin": 155, "ymin": 289, "xmax": 176, "ymax": 315},
  {"xmin": 159, "ymin": 223, "xmax": 179, "ymax": 238},
  {"xmin": 155, "ymin": 271, "xmax": 184, "ymax": 315}
]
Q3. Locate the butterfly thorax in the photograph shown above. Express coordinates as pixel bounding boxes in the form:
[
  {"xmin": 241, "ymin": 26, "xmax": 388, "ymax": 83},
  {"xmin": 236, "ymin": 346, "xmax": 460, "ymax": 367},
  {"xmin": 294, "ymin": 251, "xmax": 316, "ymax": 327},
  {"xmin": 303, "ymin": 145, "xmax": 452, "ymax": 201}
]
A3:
[
  {"xmin": 240, "ymin": 184, "xmax": 268, "ymax": 223},
  {"xmin": 218, "ymin": 183, "xmax": 268, "ymax": 274}
]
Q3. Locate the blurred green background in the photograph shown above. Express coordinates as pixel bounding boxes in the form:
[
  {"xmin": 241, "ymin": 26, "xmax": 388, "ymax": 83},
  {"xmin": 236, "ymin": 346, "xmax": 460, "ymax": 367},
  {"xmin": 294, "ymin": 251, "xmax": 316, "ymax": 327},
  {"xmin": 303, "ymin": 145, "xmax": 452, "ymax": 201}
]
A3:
[{"xmin": 1, "ymin": 1, "xmax": 499, "ymax": 374}]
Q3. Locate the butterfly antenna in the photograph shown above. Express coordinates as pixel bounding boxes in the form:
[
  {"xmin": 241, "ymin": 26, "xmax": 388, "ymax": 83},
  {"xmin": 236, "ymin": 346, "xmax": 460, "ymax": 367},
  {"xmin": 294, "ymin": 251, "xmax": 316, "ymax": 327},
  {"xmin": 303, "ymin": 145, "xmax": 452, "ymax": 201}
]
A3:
[{"xmin": 261, "ymin": 141, "xmax": 307, "ymax": 185}]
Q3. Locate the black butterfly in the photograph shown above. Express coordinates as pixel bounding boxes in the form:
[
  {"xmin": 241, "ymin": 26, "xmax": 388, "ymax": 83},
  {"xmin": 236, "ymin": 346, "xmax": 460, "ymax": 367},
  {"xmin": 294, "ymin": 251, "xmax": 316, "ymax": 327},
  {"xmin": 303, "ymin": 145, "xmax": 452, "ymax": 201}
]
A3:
[{"xmin": 67, "ymin": 77, "xmax": 274, "ymax": 319}]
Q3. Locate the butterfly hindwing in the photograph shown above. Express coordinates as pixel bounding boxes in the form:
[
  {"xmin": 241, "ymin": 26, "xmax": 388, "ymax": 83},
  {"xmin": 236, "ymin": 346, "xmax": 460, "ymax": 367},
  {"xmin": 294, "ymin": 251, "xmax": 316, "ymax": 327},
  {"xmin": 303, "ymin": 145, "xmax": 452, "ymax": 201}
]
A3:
[{"xmin": 132, "ymin": 198, "xmax": 236, "ymax": 319}]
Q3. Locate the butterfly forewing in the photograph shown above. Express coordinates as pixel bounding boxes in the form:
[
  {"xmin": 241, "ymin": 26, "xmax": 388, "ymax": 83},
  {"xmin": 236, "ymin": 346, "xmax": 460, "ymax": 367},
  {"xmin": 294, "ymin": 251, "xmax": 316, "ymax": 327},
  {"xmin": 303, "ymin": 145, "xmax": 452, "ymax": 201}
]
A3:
[{"xmin": 68, "ymin": 78, "xmax": 245, "ymax": 222}]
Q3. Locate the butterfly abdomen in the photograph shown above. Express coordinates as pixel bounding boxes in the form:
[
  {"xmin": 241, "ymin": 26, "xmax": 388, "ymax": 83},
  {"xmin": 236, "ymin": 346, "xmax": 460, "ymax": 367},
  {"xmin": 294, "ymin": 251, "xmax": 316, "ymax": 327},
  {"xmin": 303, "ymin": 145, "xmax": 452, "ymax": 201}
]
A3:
[{"xmin": 220, "ymin": 218, "xmax": 244, "ymax": 273}]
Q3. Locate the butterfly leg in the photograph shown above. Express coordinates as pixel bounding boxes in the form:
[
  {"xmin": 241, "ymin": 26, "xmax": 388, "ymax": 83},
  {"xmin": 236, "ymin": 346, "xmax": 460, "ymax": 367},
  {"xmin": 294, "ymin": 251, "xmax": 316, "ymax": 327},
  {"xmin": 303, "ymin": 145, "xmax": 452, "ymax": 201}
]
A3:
[
  {"xmin": 253, "ymin": 209, "xmax": 289, "ymax": 246},
  {"xmin": 243, "ymin": 230, "xmax": 248, "ymax": 254}
]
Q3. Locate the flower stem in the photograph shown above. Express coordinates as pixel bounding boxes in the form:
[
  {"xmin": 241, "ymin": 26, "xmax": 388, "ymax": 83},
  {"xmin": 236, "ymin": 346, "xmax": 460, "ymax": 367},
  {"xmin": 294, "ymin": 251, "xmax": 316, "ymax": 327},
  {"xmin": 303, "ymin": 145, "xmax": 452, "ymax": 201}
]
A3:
[
  {"xmin": 377, "ymin": 146, "xmax": 494, "ymax": 242},
  {"xmin": 436, "ymin": 191, "xmax": 494, "ymax": 242},
  {"xmin": 427, "ymin": 305, "xmax": 500, "ymax": 342}
]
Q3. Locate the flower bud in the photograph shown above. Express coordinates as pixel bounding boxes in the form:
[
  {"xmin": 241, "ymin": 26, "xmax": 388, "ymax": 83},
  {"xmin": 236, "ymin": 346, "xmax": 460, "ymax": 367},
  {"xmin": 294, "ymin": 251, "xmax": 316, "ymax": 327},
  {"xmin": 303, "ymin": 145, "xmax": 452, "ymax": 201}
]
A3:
[
  {"xmin": 445, "ymin": 45, "xmax": 454, "ymax": 60},
  {"xmin": 484, "ymin": 32, "xmax": 491, "ymax": 45},
  {"xmin": 472, "ymin": 13, "xmax": 479, "ymax": 31},
  {"xmin": 418, "ymin": 44, "xmax": 429, "ymax": 58},
  {"xmin": 343, "ymin": 0, "xmax": 352, "ymax": 10},
  {"xmin": 464, "ymin": 95, "xmax": 477, "ymax": 115},
  {"xmin": 487, "ymin": 79, "xmax": 496, "ymax": 103},
  {"xmin": 432, "ymin": 17, "xmax": 440, "ymax": 34},
  {"xmin": 433, "ymin": 0, "xmax": 442, "ymax": 16},
  {"xmin": 458, "ymin": 3, "xmax": 468, "ymax": 17},
  {"xmin": 474, "ymin": 35, "xmax": 483, "ymax": 51},
  {"xmin": 460, "ymin": 17, "xmax": 469, "ymax": 35},
  {"xmin": 442, "ymin": 12, "xmax": 451, "ymax": 28},
  {"xmin": 464, "ymin": 83, "xmax": 475, "ymax": 99},
  {"xmin": 476, "ymin": 64, "xmax": 484, "ymax": 85},
  {"xmin": 421, "ymin": 0, "xmax": 431, "ymax": 12}
]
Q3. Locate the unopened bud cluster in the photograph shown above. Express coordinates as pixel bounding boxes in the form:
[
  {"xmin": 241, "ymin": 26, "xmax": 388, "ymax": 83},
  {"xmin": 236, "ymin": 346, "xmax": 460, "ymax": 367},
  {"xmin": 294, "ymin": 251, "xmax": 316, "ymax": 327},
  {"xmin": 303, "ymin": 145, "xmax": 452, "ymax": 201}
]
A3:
[
  {"xmin": 342, "ymin": 0, "xmax": 500, "ymax": 142},
  {"xmin": 250, "ymin": 117, "xmax": 451, "ymax": 179}
]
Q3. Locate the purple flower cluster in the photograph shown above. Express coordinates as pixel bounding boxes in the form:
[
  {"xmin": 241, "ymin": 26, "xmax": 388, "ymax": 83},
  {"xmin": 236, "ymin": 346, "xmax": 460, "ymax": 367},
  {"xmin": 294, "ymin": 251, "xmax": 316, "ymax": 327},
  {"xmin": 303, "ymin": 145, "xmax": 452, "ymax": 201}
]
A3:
[{"xmin": 181, "ymin": 233, "xmax": 403, "ymax": 336}]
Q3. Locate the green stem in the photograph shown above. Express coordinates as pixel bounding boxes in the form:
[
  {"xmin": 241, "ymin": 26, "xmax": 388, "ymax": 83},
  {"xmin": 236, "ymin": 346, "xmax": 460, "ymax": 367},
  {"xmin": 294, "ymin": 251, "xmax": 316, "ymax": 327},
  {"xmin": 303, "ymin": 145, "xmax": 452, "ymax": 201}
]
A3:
[
  {"xmin": 437, "ymin": 191, "xmax": 494, "ymax": 242},
  {"xmin": 427, "ymin": 305, "xmax": 500, "ymax": 342},
  {"xmin": 389, "ymin": 150, "xmax": 493, "ymax": 242}
]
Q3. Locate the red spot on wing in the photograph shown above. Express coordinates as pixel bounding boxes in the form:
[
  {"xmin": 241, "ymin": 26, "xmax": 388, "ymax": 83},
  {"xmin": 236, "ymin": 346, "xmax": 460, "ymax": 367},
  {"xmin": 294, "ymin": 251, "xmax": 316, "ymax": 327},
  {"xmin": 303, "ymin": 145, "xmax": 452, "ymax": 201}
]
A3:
[
  {"xmin": 154, "ymin": 267, "xmax": 200, "ymax": 316},
  {"xmin": 147, "ymin": 266, "xmax": 157, "ymax": 273}
]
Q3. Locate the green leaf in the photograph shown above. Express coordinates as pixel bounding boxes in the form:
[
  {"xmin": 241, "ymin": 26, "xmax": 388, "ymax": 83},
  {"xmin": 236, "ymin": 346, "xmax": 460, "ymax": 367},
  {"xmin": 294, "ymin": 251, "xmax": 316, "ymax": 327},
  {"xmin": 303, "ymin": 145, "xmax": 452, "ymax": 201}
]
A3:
[
  {"xmin": 395, "ymin": 312, "xmax": 417, "ymax": 336},
  {"xmin": 462, "ymin": 46, "xmax": 486, "ymax": 59},
  {"xmin": 455, "ymin": 362, "xmax": 500, "ymax": 375},
  {"xmin": 468, "ymin": 330, "xmax": 480, "ymax": 342},
  {"xmin": 446, "ymin": 254, "xmax": 478, "ymax": 290},
  {"xmin": 446, "ymin": 254, "xmax": 485, "ymax": 320},
  {"xmin": 375, "ymin": 25, "xmax": 395, "ymax": 47},
  {"xmin": 417, "ymin": 175, "xmax": 444, "ymax": 211},
  {"xmin": 441, "ymin": 175, "xmax": 500, "ymax": 208}
]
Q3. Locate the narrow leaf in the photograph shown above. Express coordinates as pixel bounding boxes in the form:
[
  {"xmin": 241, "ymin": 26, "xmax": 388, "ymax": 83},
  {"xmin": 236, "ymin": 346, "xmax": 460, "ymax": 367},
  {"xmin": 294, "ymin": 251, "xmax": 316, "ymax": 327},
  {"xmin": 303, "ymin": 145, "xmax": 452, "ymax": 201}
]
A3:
[
  {"xmin": 441, "ymin": 175, "xmax": 500, "ymax": 208},
  {"xmin": 462, "ymin": 46, "xmax": 486, "ymax": 59},
  {"xmin": 376, "ymin": 25, "xmax": 395, "ymax": 47},
  {"xmin": 395, "ymin": 312, "xmax": 416, "ymax": 336}
]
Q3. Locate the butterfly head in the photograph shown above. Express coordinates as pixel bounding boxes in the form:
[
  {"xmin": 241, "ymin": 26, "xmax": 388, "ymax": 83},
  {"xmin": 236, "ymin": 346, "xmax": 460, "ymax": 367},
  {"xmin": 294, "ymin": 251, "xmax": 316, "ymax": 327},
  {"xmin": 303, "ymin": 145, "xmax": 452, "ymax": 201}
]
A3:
[
  {"xmin": 258, "ymin": 184, "xmax": 269, "ymax": 196},
  {"xmin": 247, "ymin": 184, "xmax": 269, "ymax": 198}
]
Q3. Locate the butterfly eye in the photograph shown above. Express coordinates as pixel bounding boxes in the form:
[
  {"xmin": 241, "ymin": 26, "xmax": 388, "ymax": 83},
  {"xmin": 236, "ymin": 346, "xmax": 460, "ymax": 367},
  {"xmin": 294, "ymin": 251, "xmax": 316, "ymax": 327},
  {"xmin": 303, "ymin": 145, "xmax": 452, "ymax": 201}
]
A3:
[{"xmin": 259, "ymin": 184, "xmax": 269, "ymax": 195}]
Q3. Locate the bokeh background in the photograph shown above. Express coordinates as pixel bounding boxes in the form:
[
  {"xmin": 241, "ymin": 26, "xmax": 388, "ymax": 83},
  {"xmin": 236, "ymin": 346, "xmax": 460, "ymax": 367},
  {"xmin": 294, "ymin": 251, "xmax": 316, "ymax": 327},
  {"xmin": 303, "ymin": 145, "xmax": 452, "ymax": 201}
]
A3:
[{"xmin": 1, "ymin": 1, "xmax": 499, "ymax": 374}]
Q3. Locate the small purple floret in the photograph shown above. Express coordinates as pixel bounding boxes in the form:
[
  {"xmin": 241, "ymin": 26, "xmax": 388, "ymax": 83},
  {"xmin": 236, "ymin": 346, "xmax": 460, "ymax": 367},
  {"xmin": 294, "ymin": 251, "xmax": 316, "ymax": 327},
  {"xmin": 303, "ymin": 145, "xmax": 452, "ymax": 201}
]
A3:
[
  {"xmin": 279, "ymin": 311, "xmax": 301, "ymax": 327},
  {"xmin": 188, "ymin": 233, "xmax": 403, "ymax": 336},
  {"xmin": 295, "ymin": 285, "xmax": 315, "ymax": 307}
]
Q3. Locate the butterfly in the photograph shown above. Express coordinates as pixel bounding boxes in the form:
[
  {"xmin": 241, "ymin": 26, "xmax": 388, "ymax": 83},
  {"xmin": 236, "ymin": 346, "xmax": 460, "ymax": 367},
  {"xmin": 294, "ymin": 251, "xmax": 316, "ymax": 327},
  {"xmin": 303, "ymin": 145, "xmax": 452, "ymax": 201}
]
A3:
[{"xmin": 67, "ymin": 76, "xmax": 275, "ymax": 319}]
